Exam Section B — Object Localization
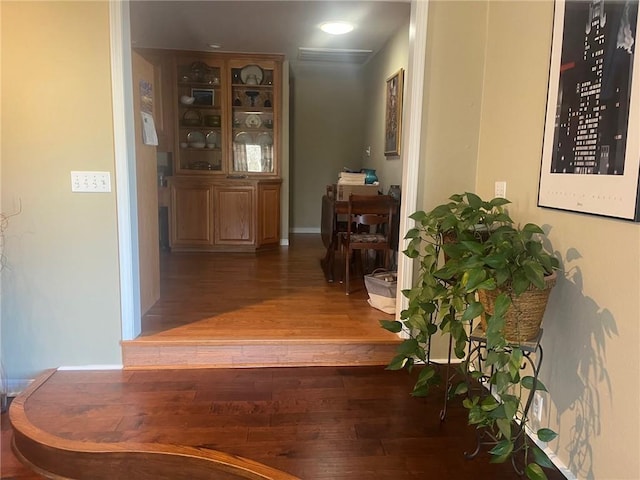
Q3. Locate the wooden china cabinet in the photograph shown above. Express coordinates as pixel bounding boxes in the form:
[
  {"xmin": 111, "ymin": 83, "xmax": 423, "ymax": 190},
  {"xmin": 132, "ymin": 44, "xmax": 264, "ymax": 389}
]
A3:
[{"xmin": 142, "ymin": 49, "xmax": 283, "ymax": 252}]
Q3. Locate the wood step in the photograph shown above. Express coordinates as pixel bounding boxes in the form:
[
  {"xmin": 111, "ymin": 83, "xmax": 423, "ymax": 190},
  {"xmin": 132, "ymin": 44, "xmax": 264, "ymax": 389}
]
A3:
[
  {"xmin": 122, "ymin": 338, "xmax": 400, "ymax": 369},
  {"xmin": 127, "ymin": 235, "xmax": 401, "ymax": 370}
]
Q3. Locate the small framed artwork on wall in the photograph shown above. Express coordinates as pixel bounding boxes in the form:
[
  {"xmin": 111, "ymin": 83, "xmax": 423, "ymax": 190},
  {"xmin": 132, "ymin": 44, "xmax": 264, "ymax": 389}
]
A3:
[{"xmin": 384, "ymin": 68, "xmax": 404, "ymax": 157}]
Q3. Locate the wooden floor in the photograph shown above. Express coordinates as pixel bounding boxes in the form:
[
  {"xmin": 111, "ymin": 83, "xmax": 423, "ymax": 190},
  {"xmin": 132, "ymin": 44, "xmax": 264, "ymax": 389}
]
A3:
[
  {"xmin": 5, "ymin": 234, "xmax": 567, "ymax": 479},
  {"xmin": 5, "ymin": 367, "xmax": 567, "ymax": 480},
  {"xmin": 122, "ymin": 234, "xmax": 400, "ymax": 368}
]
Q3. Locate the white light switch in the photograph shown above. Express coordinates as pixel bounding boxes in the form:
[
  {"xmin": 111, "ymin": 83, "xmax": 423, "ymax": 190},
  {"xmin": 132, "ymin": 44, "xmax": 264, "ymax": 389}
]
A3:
[
  {"xmin": 494, "ymin": 181, "xmax": 507, "ymax": 199},
  {"xmin": 71, "ymin": 171, "xmax": 111, "ymax": 193}
]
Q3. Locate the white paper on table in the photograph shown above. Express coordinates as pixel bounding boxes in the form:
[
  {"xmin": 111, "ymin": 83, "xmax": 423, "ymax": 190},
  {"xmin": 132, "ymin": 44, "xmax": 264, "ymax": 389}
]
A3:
[{"xmin": 141, "ymin": 111, "xmax": 158, "ymax": 146}]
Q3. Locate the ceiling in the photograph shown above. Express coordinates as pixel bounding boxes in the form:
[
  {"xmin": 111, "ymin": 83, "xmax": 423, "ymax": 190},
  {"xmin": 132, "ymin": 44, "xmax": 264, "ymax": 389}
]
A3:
[{"xmin": 129, "ymin": 1, "xmax": 411, "ymax": 69}]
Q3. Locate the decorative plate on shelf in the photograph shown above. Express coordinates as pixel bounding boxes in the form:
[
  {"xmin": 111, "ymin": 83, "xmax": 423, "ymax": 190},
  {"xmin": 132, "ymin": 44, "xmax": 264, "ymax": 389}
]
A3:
[
  {"xmin": 187, "ymin": 131, "xmax": 206, "ymax": 147},
  {"xmin": 240, "ymin": 65, "xmax": 263, "ymax": 85},
  {"xmin": 182, "ymin": 109, "xmax": 202, "ymax": 126},
  {"xmin": 256, "ymin": 132, "xmax": 273, "ymax": 146},
  {"xmin": 205, "ymin": 131, "xmax": 218, "ymax": 148},
  {"xmin": 233, "ymin": 132, "xmax": 252, "ymax": 144},
  {"xmin": 245, "ymin": 114, "xmax": 262, "ymax": 128}
]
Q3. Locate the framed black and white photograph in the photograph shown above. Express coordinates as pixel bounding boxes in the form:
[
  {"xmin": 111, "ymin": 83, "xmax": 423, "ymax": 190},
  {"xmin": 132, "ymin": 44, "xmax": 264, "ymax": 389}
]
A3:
[
  {"xmin": 538, "ymin": 0, "xmax": 640, "ymax": 221},
  {"xmin": 384, "ymin": 68, "xmax": 404, "ymax": 157},
  {"xmin": 191, "ymin": 88, "xmax": 215, "ymax": 107}
]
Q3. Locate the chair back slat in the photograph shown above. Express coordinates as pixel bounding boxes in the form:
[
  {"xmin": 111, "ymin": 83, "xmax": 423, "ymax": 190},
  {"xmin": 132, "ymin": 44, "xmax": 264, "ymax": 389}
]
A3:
[
  {"xmin": 341, "ymin": 194, "xmax": 397, "ymax": 294},
  {"xmin": 347, "ymin": 194, "xmax": 395, "ymax": 236}
]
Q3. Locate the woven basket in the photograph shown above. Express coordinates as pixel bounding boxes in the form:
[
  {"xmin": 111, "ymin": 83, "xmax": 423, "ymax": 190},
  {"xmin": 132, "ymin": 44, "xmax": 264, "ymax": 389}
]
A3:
[{"xmin": 478, "ymin": 271, "xmax": 556, "ymax": 342}]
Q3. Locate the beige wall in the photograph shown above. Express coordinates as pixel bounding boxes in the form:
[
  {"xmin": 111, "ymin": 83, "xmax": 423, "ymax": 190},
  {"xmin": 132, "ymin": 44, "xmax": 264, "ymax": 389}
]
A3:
[
  {"xmin": 290, "ymin": 16, "xmax": 410, "ymax": 232},
  {"xmin": 290, "ymin": 64, "xmax": 365, "ymax": 231},
  {"xmin": 422, "ymin": 1, "xmax": 640, "ymax": 477},
  {"xmin": 361, "ymin": 17, "xmax": 410, "ymax": 195},
  {"xmin": 480, "ymin": 3, "xmax": 640, "ymax": 478},
  {"xmin": 1, "ymin": 2, "xmax": 122, "ymax": 385},
  {"xmin": 418, "ymin": 0, "xmax": 489, "ymax": 359}
]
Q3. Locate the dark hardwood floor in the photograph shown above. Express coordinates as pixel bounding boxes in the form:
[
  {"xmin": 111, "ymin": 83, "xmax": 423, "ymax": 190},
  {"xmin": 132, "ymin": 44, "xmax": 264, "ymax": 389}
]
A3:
[
  {"xmin": 4, "ymin": 234, "xmax": 566, "ymax": 479},
  {"xmin": 6, "ymin": 367, "xmax": 566, "ymax": 480}
]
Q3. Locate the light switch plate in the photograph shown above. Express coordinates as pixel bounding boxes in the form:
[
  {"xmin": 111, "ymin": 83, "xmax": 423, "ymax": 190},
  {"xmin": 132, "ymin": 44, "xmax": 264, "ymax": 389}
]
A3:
[
  {"xmin": 494, "ymin": 181, "xmax": 507, "ymax": 199},
  {"xmin": 71, "ymin": 171, "xmax": 111, "ymax": 193}
]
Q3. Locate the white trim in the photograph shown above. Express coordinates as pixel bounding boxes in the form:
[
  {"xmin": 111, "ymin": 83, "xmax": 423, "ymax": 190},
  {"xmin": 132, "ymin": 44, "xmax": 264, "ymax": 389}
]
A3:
[
  {"xmin": 290, "ymin": 227, "xmax": 321, "ymax": 234},
  {"xmin": 396, "ymin": 0, "xmax": 429, "ymax": 322},
  {"xmin": 6, "ymin": 379, "xmax": 33, "ymax": 397},
  {"xmin": 525, "ymin": 423, "xmax": 578, "ymax": 480},
  {"xmin": 280, "ymin": 239, "xmax": 289, "ymax": 246},
  {"xmin": 58, "ymin": 365, "xmax": 124, "ymax": 371},
  {"xmin": 110, "ymin": 1, "xmax": 141, "ymax": 341}
]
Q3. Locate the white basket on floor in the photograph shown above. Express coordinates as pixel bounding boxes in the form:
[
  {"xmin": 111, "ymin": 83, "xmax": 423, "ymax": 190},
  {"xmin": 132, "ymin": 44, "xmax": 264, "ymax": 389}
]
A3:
[{"xmin": 365, "ymin": 270, "xmax": 397, "ymax": 314}]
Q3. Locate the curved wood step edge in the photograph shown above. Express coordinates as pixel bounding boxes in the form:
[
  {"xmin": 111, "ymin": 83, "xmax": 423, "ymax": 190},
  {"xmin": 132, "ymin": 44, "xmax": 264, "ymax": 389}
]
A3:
[{"xmin": 9, "ymin": 369, "xmax": 300, "ymax": 480}]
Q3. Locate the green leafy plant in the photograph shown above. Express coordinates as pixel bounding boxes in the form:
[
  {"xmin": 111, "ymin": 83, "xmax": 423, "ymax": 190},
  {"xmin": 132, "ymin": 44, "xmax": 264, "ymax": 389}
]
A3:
[{"xmin": 381, "ymin": 192, "xmax": 559, "ymax": 480}]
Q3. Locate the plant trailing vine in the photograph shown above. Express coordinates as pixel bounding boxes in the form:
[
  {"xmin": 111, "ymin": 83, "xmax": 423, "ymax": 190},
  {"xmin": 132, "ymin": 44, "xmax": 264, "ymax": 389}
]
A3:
[{"xmin": 381, "ymin": 192, "xmax": 560, "ymax": 480}]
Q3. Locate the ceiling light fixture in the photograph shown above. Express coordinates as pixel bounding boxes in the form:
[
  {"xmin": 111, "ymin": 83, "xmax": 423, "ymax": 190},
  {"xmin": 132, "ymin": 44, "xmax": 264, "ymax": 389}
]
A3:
[
  {"xmin": 208, "ymin": 43, "xmax": 222, "ymax": 49},
  {"xmin": 320, "ymin": 21, "xmax": 354, "ymax": 35}
]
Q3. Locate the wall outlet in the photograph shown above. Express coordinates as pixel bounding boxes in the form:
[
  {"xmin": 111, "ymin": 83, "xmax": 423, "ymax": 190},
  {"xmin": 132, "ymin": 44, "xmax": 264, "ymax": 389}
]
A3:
[
  {"xmin": 494, "ymin": 181, "xmax": 507, "ymax": 199},
  {"xmin": 532, "ymin": 392, "xmax": 544, "ymax": 422}
]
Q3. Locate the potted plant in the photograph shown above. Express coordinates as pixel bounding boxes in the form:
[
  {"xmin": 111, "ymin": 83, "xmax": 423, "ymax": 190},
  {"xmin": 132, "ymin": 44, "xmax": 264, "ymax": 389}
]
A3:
[{"xmin": 381, "ymin": 192, "xmax": 559, "ymax": 480}]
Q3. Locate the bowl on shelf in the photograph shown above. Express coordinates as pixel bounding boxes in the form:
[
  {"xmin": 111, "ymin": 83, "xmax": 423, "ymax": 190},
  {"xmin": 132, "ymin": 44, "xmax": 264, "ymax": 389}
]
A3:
[
  {"xmin": 180, "ymin": 95, "xmax": 195, "ymax": 105},
  {"xmin": 190, "ymin": 142, "xmax": 206, "ymax": 149}
]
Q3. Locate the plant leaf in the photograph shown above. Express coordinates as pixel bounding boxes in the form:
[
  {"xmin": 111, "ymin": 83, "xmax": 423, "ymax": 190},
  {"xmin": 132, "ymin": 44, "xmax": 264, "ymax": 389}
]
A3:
[
  {"xmin": 537, "ymin": 428, "xmax": 558, "ymax": 442},
  {"xmin": 501, "ymin": 395, "xmax": 519, "ymax": 420},
  {"xmin": 415, "ymin": 366, "xmax": 436, "ymax": 386},
  {"xmin": 522, "ymin": 376, "xmax": 548, "ymax": 392},
  {"xmin": 494, "ymin": 371, "xmax": 511, "ymax": 395},
  {"xmin": 461, "ymin": 301, "xmax": 483, "ymax": 322},
  {"xmin": 489, "ymin": 197, "xmax": 512, "ymax": 207},
  {"xmin": 525, "ymin": 463, "xmax": 548, "ymax": 480},
  {"xmin": 522, "ymin": 223, "xmax": 544, "ymax": 234},
  {"xmin": 453, "ymin": 381, "xmax": 468, "ymax": 396},
  {"xmin": 409, "ymin": 210, "xmax": 428, "ymax": 222},
  {"xmin": 489, "ymin": 438, "xmax": 513, "ymax": 459},
  {"xmin": 531, "ymin": 444, "xmax": 555, "ymax": 468},
  {"xmin": 411, "ymin": 384, "xmax": 430, "ymax": 397},
  {"xmin": 386, "ymin": 354, "xmax": 408, "ymax": 371},
  {"xmin": 379, "ymin": 320, "xmax": 402, "ymax": 333},
  {"xmin": 493, "ymin": 293, "xmax": 511, "ymax": 318},
  {"xmin": 396, "ymin": 338, "xmax": 419, "ymax": 356},
  {"xmin": 468, "ymin": 405, "xmax": 487, "ymax": 425},
  {"xmin": 496, "ymin": 417, "xmax": 511, "ymax": 439}
]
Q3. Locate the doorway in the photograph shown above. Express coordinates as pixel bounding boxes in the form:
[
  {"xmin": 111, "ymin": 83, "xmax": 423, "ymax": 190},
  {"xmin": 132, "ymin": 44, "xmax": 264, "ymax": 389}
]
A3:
[{"xmin": 111, "ymin": 1, "xmax": 427, "ymax": 342}]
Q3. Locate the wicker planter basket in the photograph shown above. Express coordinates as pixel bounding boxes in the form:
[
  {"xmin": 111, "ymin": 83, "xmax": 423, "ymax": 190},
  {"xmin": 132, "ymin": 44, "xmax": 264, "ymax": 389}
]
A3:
[{"xmin": 478, "ymin": 271, "xmax": 557, "ymax": 342}]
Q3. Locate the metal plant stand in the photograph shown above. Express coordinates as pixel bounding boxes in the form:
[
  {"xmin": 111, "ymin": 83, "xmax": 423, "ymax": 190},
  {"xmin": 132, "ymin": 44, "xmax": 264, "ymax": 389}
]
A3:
[{"xmin": 463, "ymin": 326, "xmax": 544, "ymax": 475}]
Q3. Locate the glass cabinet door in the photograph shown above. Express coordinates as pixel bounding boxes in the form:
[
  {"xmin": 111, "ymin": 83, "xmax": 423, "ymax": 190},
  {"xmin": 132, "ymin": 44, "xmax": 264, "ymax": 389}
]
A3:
[
  {"xmin": 229, "ymin": 61, "xmax": 277, "ymax": 175},
  {"xmin": 175, "ymin": 58, "xmax": 224, "ymax": 173}
]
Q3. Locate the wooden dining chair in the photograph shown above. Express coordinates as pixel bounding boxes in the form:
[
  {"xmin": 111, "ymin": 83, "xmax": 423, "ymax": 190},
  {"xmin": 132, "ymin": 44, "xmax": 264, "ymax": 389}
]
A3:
[{"xmin": 340, "ymin": 194, "xmax": 396, "ymax": 295}]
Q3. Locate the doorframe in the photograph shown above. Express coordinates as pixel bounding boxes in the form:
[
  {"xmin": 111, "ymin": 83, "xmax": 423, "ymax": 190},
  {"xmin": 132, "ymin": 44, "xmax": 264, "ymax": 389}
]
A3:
[
  {"xmin": 396, "ymin": 0, "xmax": 428, "ymax": 320},
  {"xmin": 110, "ymin": 1, "xmax": 141, "ymax": 340},
  {"xmin": 110, "ymin": 0, "xmax": 429, "ymax": 340}
]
